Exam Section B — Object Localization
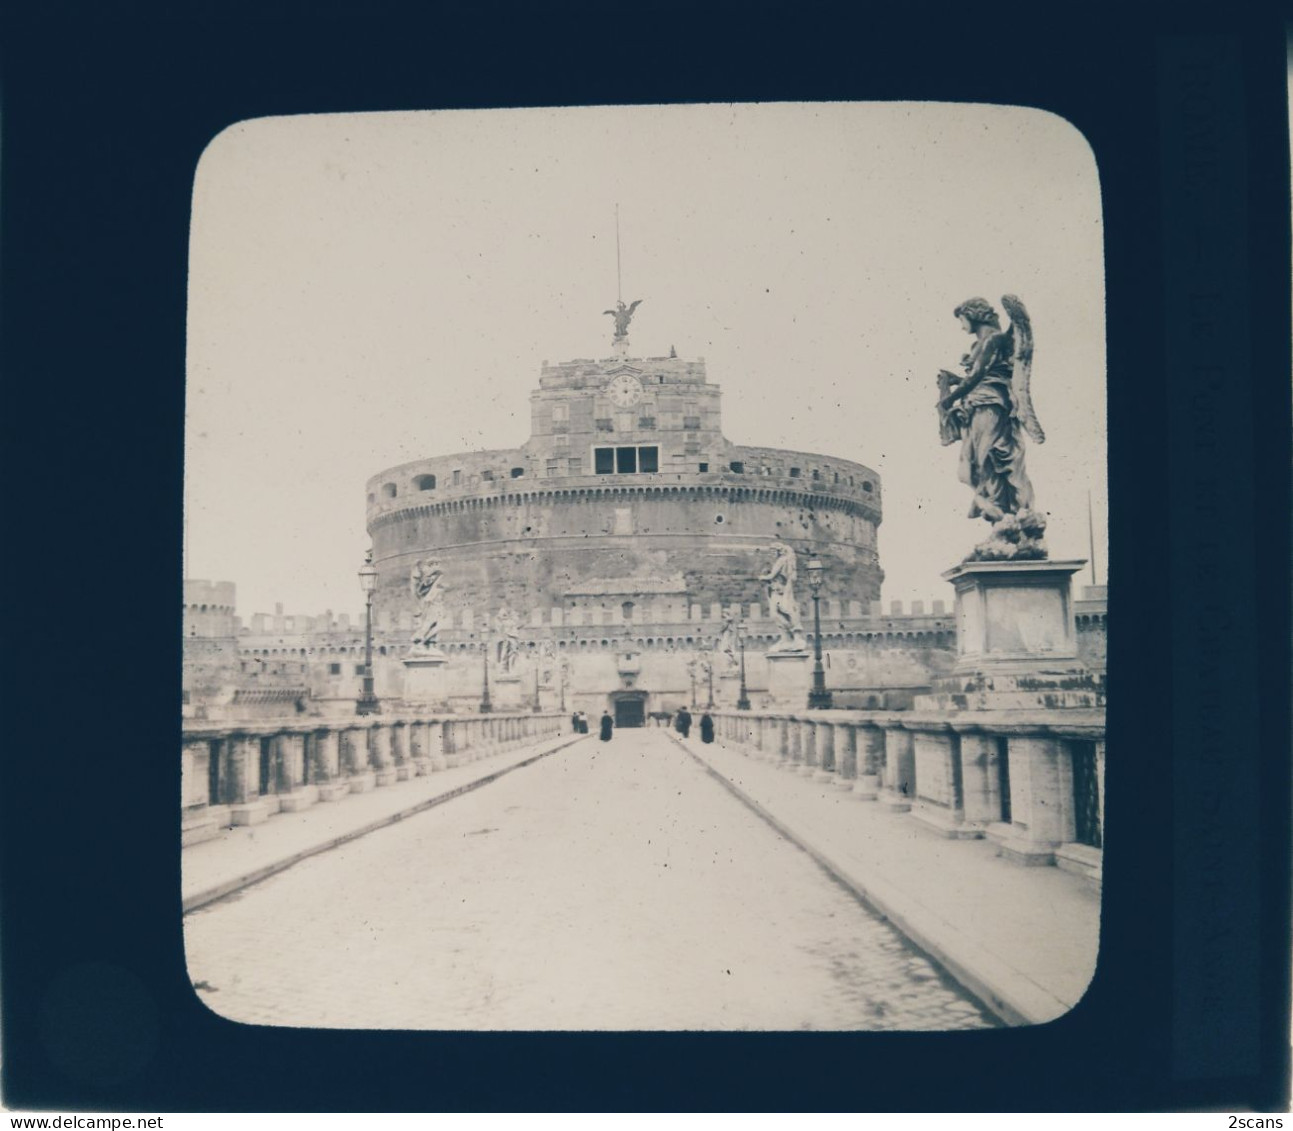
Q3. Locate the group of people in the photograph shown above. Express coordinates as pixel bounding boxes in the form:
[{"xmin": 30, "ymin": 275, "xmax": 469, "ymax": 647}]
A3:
[
  {"xmin": 569, "ymin": 706, "xmax": 715, "ymax": 743},
  {"xmin": 673, "ymin": 707, "xmax": 714, "ymax": 743}
]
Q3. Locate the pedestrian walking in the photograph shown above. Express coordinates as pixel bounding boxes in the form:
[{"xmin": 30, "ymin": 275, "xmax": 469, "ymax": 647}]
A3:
[
  {"xmin": 571, "ymin": 711, "xmax": 580, "ymax": 734},
  {"xmin": 700, "ymin": 713, "xmax": 714, "ymax": 743},
  {"xmin": 599, "ymin": 710, "xmax": 614, "ymax": 742},
  {"xmin": 675, "ymin": 706, "xmax": 692, "ymax": 738}
]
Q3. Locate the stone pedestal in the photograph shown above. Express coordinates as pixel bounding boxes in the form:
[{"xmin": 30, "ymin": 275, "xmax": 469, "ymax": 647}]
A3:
[
  {"xmin": 229, "ymin": 800, "xmax": 270, "ymax": 826},
  {"xmin": 764, "ymin": 649, "xmax": 811, "ymax": 708},
  {"xmin": 277, "ymin": 786, "xmax": 318, "ymax": 813},
  {"xmin": 316, "ymin": 780, "xmax": 351, "ymax": 802},
  {"xmin": 491, "ymin": 675, "xmax": 525, "ymax": 712},
  {"xmin": 987, "ymin": 734, "xmax": 1074, "ymax": 865},
  {"xmin": 402, "ymin": 651, "xmax": 450, "ymax": 708}
]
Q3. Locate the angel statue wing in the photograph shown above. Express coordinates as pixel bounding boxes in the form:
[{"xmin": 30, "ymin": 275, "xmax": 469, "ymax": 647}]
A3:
[
  {"xmin": 1001, "ymin": 294, "xmax": 1045, "ymax": 444},
  {"xmin": 626, "ymin": 299, "xmax": 642, "ymax": 316}
]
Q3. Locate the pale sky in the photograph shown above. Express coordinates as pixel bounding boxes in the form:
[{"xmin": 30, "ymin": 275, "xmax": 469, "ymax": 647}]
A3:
[{"xmin": 185, "ymin": 102, "xmax": 1107, "ymax": 621}]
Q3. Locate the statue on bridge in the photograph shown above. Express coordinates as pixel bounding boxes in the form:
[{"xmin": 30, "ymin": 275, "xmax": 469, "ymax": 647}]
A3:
[
  {"xmin": 761, "ymin": 543, "xmax": 805, "ymax": 652},
  {"xmin": 493, "ymin": 606, "xmax": 521, "ymax": 674},
  {"xmin": 936, "ymin": 294, "xmax": 1048, "ymax": 561},
  {"xmin": 409, "ymin": 559, "xmax": 447, "ymax": 654}
]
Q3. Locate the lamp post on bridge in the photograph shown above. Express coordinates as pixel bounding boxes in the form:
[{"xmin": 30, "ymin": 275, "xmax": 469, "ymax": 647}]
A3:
[
  {"xmin": 479, "ymin": 642, "xmax": 493, "ymax": 714},
  {"xmin": 736, "ymin": 619, "xmax": 751, "ymax": 711},
  {"xmin": 706, "ymin": 652, "xmax": 715, "ymax": 710},
  {"xmin": 356, "ymin": 550, "xmax": 381, "ymax": 716},
  {"xmin": 807, "ymin": 555, "xmax": 833, "ymax": 710}
]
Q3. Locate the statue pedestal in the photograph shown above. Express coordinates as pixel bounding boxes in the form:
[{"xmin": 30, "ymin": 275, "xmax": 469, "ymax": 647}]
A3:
[
  {"xmin": 491, "ymin": 675, "xmax": 524, "ymax": 712},
  {"xmin": 943, "ymin": 558, "xmax": 1085, "ymax": 676},
  {"xmin": 403, "ymin": 651, "xmax": 450, "ymax": 709},
  {"xmin": 764, "ymin": 649, "xmax": 811, "ymax": 708},
  {"xmin": 920, "ymin": 559, "xmax": 1101, "ymax": 711},
  {"xmin": 717, "ymin": 671, "xmax": 743, "ymax": 708}
]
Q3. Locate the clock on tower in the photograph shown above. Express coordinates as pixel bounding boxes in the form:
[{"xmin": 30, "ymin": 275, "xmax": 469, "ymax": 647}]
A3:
[{"xmin": 606, "ymin": 373, "xmax": 643, "ymax": 408}]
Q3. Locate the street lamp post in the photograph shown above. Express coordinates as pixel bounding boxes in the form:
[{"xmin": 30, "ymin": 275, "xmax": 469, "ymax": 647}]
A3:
[
  {"xmin": 806, "ymin": 556, "xmax": 833, "ymax": 709},
  {"xmin": 356, "ymin": 550, "xmax": 381, "ymax": 716},
  {"xmin": 479, "ymin": 643, "xmax": 493, "ymax": 714},
  {"xmin": 736, "ymin": 620, "xmax": 751, "ymax": 710},
  {"xmin": 532, "ymin": 663, "xmax": 542, "ymax": 713},
  {"xmin": 706, "ymin": 653, "xmax": 715, "ymax": 710}
]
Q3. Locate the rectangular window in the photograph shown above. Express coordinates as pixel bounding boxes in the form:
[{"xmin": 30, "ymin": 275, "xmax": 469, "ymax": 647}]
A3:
[
  {"xmin": 594, "ymin": 447, "xmax": 615, "ymax": 474},
  {"xmin": 354, "ymin": 664, "xmax": 365, "ymax": 676},
  {"xmin": 638, "ymin": 416, "xmax": 656, "ymax": 430},
  {"xmin": 453, "ymin": 469, "xmax": 462, "ymax": 486},
  {"xmin": 639, "ymin": 446, "xmax": 659, "ymax": 473},
  {"xmin": 481, "ymin": 469, "xmax": 494, "ymax": 481},
  {"xmin": 789, "ymin": 467, "xmax": 801, "ymax": 478},
  {"xmin": 683, "ymin": 416, "xmax": 701, "ymax": 430},
  {"xmin": 698, "ymin": 462, "xmax": 709, "ymax": 473},
  {"xmin": 729, "ymin": 461, "xmax": 744, "ymax": 474},
  {"xmin": 596, "ymin": 418, "xmax": 614, "ymax": 432},
  {"xmin": 616, "ymin": 446, "xmax": 637, "ymax": 473},
  {"xmin": 546, "ymin": 460, "xmax": 560, "ymax": 477},
  {"xmin": 594, "ymin": 445, "xmax": 657, "ymax": 475},
  {"xmin": 329, "ymin": 663, "xmax": 341, "ymax": 675}
]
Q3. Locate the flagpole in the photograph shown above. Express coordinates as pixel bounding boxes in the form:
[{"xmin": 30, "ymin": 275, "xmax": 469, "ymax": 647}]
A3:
[{"xmin": 615, "ymin": 203, "xmax": 622, "ymax": 304}]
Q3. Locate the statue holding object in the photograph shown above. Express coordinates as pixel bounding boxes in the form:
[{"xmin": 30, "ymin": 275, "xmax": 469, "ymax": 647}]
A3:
[
  {"xmin": 761, "ymin": 543, "xmax": 805, "ymax": 652},
  {"xmin": 409, "ymin": 559, "xmax": 447, "ymax": 653},
  {"xmin": 493, "ymin": 605, "xmax": 521, "ymax": 674},
  {"xmin": 937, "ymin": 294, "xmax": 1048, "ymax": 561}
]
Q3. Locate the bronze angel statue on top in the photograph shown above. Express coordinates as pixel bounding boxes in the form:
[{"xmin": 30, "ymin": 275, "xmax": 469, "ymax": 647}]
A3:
[
  {"xmin": 937, "ymin": 295, "xmax": 1048, "ymax": 559},
  {"xmin": 604, "ymin": 298, "xmax": 642, "ymax": 342}
]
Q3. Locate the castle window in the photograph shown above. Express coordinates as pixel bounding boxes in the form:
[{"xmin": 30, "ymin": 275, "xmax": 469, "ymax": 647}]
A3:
[
  {"xmin": 596, "ymin": 418, "xmax": 614, "ymax": 432},
  {"xmin": 683, "ymin": 416, "xmax": 701, "ymax": 430},
  {"xmin": 329, "ymin": 663, "xmax": 341, "ymax": 675},
  {"xmin": 729, "ymin": 461, "xmax": 744, "ymax": 474},
  {"xmin": 638, "ymin": 416, "xmax": 656, "ymax": 430},
  {"xmin": 594, "ymin": 445, "xmax": 658, "ymax": 475},
  {"xmin": 698, "ymin": 462, "xmax": 709, "ymax": 473},
  {"xmin": 510, "ymin": 467, "xmax": 524, "ymax": 478},
  {"xmin": 413, "ymin": 474, "xmax": 436, "ymax": 491},
  {"xmin": 481, "ymin": 469, "xmax": 494, "ymax": 481},
  {"xmin": 789, "ymin": 467, "xmax": 801, "ymax": 478},
  {"xmin": 546, "ymin": 460, "xmax": 560, "ymax": 477},
  {"xmin": 381, "ymin": 482, "xmax": 397, "ymax": 498},
  {"xmin": 622, "ymin": 601, "xmax": 634, "ymax": 620},
  {"xmin": 452, "ymin": 470, "xmax": 462, "ymax": 486},
  {"xmin": 354, "ymin": 664, "xmax": 365, "ymax": 676},
  {"xmin": 812, "ymin": 469, "xmax": 821, "ymax": 480},
  {"xmin": 862, "ymin": 480, "xmax": 873, "ymax": 492}
]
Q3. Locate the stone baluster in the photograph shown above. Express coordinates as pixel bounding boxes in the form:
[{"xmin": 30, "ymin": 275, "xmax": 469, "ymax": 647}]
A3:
[
  {"xmin": 391, "ymin": 724, "xmax": 411, "ymax": 781},
  {"xmin": 911, "ymin": 726, "xmax": 975, "ymax": 838},
  {"xmin": 832, "ymin": 723, "xmax": 858, "ymax": 790},
  {"xmin": 277, "ymin": 733, "xmax": 315, "ymax": 811},
  {"xmin": 799, "ymin": 719, "xmax": 817, "ymax": 774},
  {"xmin": 811, "ymin": 721, "xmax": 834, "ymax": 781},
  {"xmin": 345, "ymin": 727, "xmax": 376, "ymax": 792},
  {"xmin": 775, "ymin": 717, "xmax": 792, "ymax": 766},
  {"xmin": 879, "ymin": 726, "xmax": 914, "ymax": 811},
  {"xmin": 443, "ymin": 720, "xmax": 461, "ymax": 767},
  {"xmin": 228, "ymin": 733, "xmax": 270, "ymax": 824},
  {"xmin": 988, "ymin": 732, "xmax": 1073, "ymax": 865},
  {"xmin": 315, "ymin": 729, "xmax": 349, "ymax": 800},
  {"xmin": 853, "ymin": 724, "xmax": 883, "ymax": 801},
  {"xmin": 956, "ymin": 729, "xmax": 1003, "ymax": 833},
  {"xmin": 371, "ymin": 725, "xmax": 397, "ymax": 787}
]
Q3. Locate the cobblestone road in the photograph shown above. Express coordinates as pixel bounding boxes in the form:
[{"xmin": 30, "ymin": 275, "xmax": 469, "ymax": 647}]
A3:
[{"xmin": 185, "ymin": 730, "xmax": 998, "ymax": 1031}]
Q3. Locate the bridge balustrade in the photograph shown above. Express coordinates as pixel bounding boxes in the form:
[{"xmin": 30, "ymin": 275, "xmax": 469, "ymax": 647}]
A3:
[
  {"xmin": 702, "ymin": 708, "xmax": 1105, "ymax": 883},
  {"xmin": 181, "ymin": 711, "xmax": 565, "ymax": 845}
]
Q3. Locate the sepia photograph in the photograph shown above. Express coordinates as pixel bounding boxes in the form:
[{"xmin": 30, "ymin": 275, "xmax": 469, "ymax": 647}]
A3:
[{"xmin": 180, "ymin": 102, "xmax": 1107, "ymax": 1032}]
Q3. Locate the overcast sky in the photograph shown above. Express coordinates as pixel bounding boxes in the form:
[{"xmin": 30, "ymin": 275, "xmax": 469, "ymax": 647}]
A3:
[{"xmin": 185, "ymin": 102, "xmax": 1106, "ymax": 621}]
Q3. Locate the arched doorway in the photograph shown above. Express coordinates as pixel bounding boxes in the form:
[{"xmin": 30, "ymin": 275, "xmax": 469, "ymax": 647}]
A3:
[{"xmin": 610, "ymin": 690, "xmax": 647, "ymax": 728}]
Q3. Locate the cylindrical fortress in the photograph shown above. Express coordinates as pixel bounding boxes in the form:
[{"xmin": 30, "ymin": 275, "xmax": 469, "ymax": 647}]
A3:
[{"xmin": 366, "ymin": 352, "xmax": 883, "ymax": 635}]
